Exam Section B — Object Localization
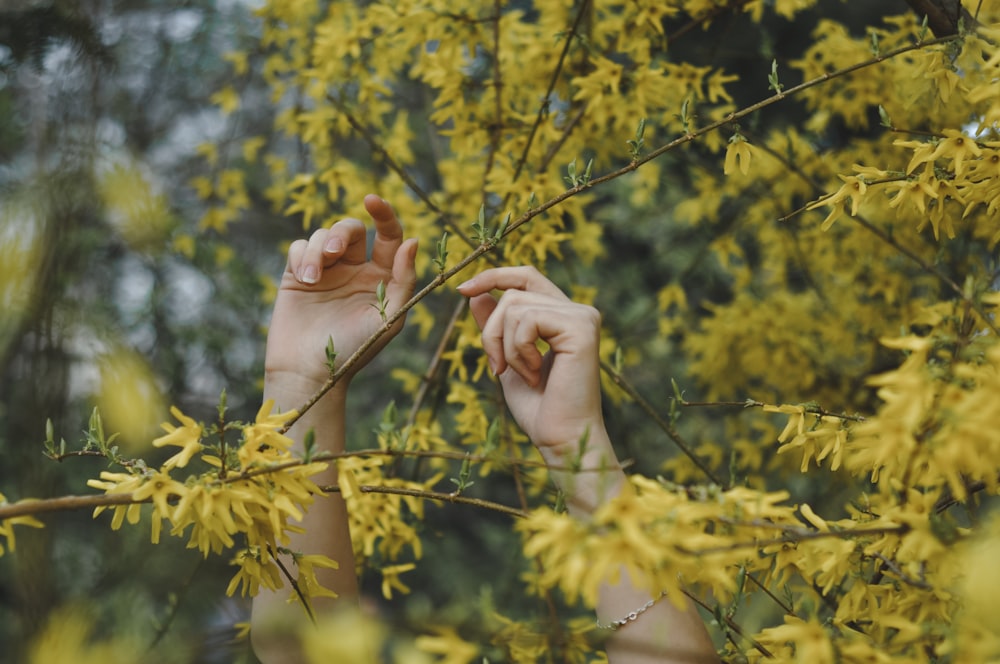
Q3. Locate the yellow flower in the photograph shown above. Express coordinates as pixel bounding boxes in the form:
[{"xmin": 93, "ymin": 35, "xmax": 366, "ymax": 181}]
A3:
[
  {"xmin": 0, "ymin": 493, "xmax": 44, "ymax": 556},
  {"xmin": 240, "ymin": 400, "xmax": 298, "ymax": 467},
  {"xmin": 723, "ymin": 134, "xmax": 752, "ymax": 176},
  {"xmin": 379, "ymin": 562, "xmax": 416, "ymax": 599},
  {"xmin": 130, "ymin": 471, "xmax": 187, "ymax": 543},
  {"xmin": 152, "ymin": 406, "xmax": 204, "ymax": 470},
  {"xmin": 294, "ymin": 553, "xmax": 339, "ymax": 601},
  {"xmin": 806, "ymin": 173, "xmax": 869, "ymax": 230},
  {"xmin": 414, "ymin": 627, "xmax": 480, "ymax": 664},
  {"xmin": 226, "ymin": 547, "xmax": 282, "ymax": 597}
]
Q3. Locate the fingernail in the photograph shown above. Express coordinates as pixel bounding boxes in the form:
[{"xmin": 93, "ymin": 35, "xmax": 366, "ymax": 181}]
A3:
[
  {"xmin": 457, "ymin": 279, "xmax": 473, "ymax": 291},
  {"xmin": 325, "ymin": 237, "xmax": 343, "ymax": 253},
  {"xmin": 488, "ymin": 357, "xmax": 498, "ymax": 376},
  {"xmin": 301, "ymin": 265, "xmax": 318, "ymax": 284}
]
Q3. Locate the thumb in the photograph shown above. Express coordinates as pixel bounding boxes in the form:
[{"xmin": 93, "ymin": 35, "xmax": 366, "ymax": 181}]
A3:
[
  {"xmin": 468, "ymin": 293, "xmax": 498, "ymax": 330},
  {"xmin": 386, "ymin": 238, "xmax": 418, "ymax": 313}
]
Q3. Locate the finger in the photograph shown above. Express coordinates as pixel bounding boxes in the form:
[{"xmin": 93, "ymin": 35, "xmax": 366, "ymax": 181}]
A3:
[
  {"xmin": 288, "ymin": 219, "xmax": 366, "ymax": 285},
  {"xmin": 506, "ymin": 314, "xmax": 545, "ymax": 386},
  {"xmin": 456, "ymin": 266, "xmax": 569, "ymax": 301},
  {"xmin": 384, "ymin": 238, "xmax": 419, "ymax": 321},
  {"xmin": 327, "ymin": 217, "xmax": 369, "ymax": 265},
  {"xmin": 468, "ymin": 292, "xmax": 498, "ymax": 331},
  {"xmin": 364, "ymin": 194, "xmax": 404, "ymax": 271},
  {"xmin": 479, "ymin": 290, "xmax": 554, "ymax": 380},
  {"xmin": 291, "ymin": 229, "xmax": 334, "ymax": 284},
  {"xmin": 286, "ymin": 238, "xmax": 309, "ymax": 281}
]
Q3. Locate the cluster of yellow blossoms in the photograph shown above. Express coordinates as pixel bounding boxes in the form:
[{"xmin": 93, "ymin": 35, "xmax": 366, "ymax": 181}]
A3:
[
  {"xmin": 13, "ymin": 0, "xmax": 1000, "ymax": 661},
  {"xmin": 86, "ymin": 401, "xmax": 336, "ymax": 602}
]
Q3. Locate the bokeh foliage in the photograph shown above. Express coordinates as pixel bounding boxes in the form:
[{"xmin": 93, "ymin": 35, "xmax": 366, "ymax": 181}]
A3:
[{"xmin": 3, "ymin": 0, "xmax": 1000, "ymax": 662}]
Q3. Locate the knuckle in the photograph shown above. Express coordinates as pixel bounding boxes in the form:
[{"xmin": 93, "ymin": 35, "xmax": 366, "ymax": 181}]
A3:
[{"xmin": 583, "ymin": 304, "xmax": 602, "ymax": 325}]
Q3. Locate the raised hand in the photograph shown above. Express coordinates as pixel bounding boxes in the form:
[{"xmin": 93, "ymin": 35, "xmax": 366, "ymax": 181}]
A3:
[
  {"xmin": 457, "ymin": 266, "xmax": 607, "ymax": 459},
  {"xmin": 265, "ymin": 194, "xmax": 418, "ymax": 392}
]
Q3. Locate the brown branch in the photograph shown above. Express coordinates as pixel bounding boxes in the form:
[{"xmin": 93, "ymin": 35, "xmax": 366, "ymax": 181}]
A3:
[
  {"xmin": 869, "ymin": 552, "xmax": 932, "ymax": 590},
  {"xmin": 284, "ymin": 31, "xmax": 962, "ymax": 429},
  {"xmin": 680, "ymin": 397, "xmax": 867, "ymax": 423},
  {"xmin": 904, "ymin": 0, "xmax": 976, "ymax": 37},
  {"xmin": 740, "ymin": 123, "xmax": 1000, "ymax": 338},
  {"xmin": 269, "ymin": 545, "xmax": 315, "ymax": 623},
  {"xmin": 0, "ymin": 493, "xmax": 140, "ymax": 520},
  {"xmin": 681, "ymin": 589, "xmax": 773, "ymax": 659},
  {"xmin": 405, "ymin": 297, "xmax": 467, "ymax": 430},
  {"xmin": 599, "ymin": 359, "xmax": 724, "ymax": 487},
  {"xmin": 510, "ymin": 0, "xmax": 591, "ymax": 186},
  {"xmin": 326, "ymin": 93, "xmax": 485, "ymax": 257},
  {"xmin": 321, "ymin": 483, "xmax": 528, "ymax": 519},
  {"xmin": 666, "ymin": 0, "xmax": 753, "ymax": 44},
  {"xmin": 680, "ymin": 525, "xmax": 908, "ymax": 556}
]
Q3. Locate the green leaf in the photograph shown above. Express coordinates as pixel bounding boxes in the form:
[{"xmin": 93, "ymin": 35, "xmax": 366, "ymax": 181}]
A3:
[
  {"xmin": 325, "ymin": 336, "xmax": 337, "ymax": 373},
  {"xmin": 768, "ymin": 59, "xmax": 783, "ymax": 93},
  {"xmin": 878, "ymin": 105, "xmax": 892, "ymax": 128}
]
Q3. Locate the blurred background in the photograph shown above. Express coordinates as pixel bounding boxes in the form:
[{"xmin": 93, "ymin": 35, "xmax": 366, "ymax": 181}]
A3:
[{"xmin": 0, "ymin": 0, "xmax": 953, "ymax": 661}]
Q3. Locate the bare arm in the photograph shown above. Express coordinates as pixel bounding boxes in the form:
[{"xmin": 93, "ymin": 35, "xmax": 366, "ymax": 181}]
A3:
[
  {"xmin": 458, "ymin": 267, "xmax": 718, "ymax": 664},
  {"xmin": 251, "ymin": 195, "xmax": 417, "ymax": 663}
]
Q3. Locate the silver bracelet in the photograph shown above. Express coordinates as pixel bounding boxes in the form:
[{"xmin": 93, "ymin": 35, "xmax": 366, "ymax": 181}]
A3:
[{"xmin": 595, "ymin": 591, "xmax": 667, "ymax": 631}]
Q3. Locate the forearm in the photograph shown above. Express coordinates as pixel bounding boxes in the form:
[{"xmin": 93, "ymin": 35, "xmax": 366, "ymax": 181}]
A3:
[
  {"xmin": 251, "ymin": 377, "xmax": 358, "ymax": 662},
  {"xmin": 542, "ymin": 429, "xmax": 718, "ymax": 664}
]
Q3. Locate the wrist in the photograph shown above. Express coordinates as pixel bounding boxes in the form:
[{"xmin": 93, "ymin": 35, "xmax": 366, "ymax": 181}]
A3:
[
  {"xmin": 263, "ymin": 370, "xmax": 350, "ymax": 409},
  {"xmin": 540, "ymin": 427, "xmax": 628, "ymax": 519}
]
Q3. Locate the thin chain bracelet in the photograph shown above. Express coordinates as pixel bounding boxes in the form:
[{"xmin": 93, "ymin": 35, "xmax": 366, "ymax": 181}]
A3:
[{"xmin": 595, "ymin": 591, "xmax": 667, "ymax": 631}]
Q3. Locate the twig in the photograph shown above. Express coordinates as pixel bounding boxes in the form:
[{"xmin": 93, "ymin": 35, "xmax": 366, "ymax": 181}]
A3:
[
  {"xmin": 321, "ymin": 483, "xmax": 528, "ymax": 519},
  {"xmin": 270, "ymin": 545, "xmax": 316, "ymax": 623},
  {"xmin": 679, "ymin": 524, "xmax": 908, "ymax": 556},
  {"xmin": 509, "ymin": 0, "xmax": 591, "ymax": 186},
  {"xmin": 481, "ymin": 0, "xmax": 504, "ymax": 198},
  {"xmin": 666, "ymin": 0, "xmax": 754, "ymax": 44},
  {"xmin": 680, "ymin": 397, "xmax": 867, "ymax": 423},
  {"xmin": 681, "ymin": 588, "xmax": 773, "ymax": 659},
  {"xmin": 869, "ymin": 552, "xmax": 933, "ymax": 590},
  {"xmin": 284, "ymin": 31, "xmax": 963, "ymax": 432},
  {"xmin": 599, "ymin": 359, "xmax": 724, "ymax": 487},
  {"xmin": 405, "ymin": 297, "xmax": 467, "ymax": 429},
  {"xmin": 743, "ymin": 125, "xmax": 1000, "ymax": 338}
]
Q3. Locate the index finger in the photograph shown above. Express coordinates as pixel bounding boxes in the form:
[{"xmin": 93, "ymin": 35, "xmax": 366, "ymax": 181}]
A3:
[
  {"xmin": 364, "ymin": 194, "xmax": 404, "ymax": 270},
  {"xmin": 457, "ymin": 266, "xmax": 569, "ymax": 301}
]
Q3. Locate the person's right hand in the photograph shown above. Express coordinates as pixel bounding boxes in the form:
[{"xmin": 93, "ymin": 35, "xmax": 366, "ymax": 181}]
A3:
[
  {"xmin": 457, "ymin": 266, "xmax": 608, "ymax": 458},
  {"xmin": 265, "ymin": 195, "xmax": 418, "ymax": 393}
]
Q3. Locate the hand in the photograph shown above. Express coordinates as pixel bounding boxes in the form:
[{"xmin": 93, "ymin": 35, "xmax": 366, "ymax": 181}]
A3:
[
  {"xmin": 457, "ymin": 266, "xmax": 606, "ymax": 457},
  {"xmin": 265, "ymin": 195, "xmax": 418, "ymax": 392}
]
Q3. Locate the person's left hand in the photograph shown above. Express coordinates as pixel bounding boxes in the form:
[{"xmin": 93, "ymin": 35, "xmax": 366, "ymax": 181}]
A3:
[
  {"xmin": 458, "ymin": 266, "xmax": 607, "ymax": 457},
  {"xmin": 265, "ymin": 195, "xmax": 418, "ymax": 393}
]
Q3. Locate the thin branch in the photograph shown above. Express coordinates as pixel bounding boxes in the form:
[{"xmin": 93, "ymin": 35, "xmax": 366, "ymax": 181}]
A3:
[
  {"xmin": 869, "ymin": 552, "xmax": 932, "ymax": 590},
  {"xmin": 481, "ymin": 0, "xmax": 504, "ymax": 200},
  {"xmin": 405, "ymin": 296, "xmax": 467, "ymax": 429},
  {"xmin": 679, "ymin": 525, "xmax": 908, "ymax": 556},
  {"xmin": 680, "ymin": 397, "xmax": 867, "ymax": 423},
  {"xmin": 681, "ymin": 589, "xmax": 774, "ymax": 659},
  {"xmin": 284, "ymin": 31, "xmax": 963, "ymax": 429},
  {"xmin": 320, "ymin": 483, "xmax": 528, "ymax": 519},
  {"xmin": 666, "ymin": 0, "xmax": 753, "ymax": 44},
  {"xmin": 0, "ymin": 493, "xmax": 137, "ymax": 520},
  {"xmin": 538, "ymin": 103, "xmax": 589, "ymax": 174},
  {"xmin": 270, "ymin": 545, "xmax": 316, "ymax": 623},
  {"xmin": 599, "ymin": 359, "xmax": 724, "ymax": 487},
  {"xmin": 326, "ymin": 93, "xmax": 482, "ymax": 255},
  {"xmin": 510, "ymin": 0, "xmax": 591, "ymax": 186},
  {"xmin": 743, "ymin": 124, "xmax": 1000, "ymax": 337}
]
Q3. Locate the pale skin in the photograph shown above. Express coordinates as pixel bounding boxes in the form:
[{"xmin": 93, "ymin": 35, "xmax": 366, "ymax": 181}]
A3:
[{"xmin": 252, "ymin": 196, "xmax": 718, "ymax": 663}]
